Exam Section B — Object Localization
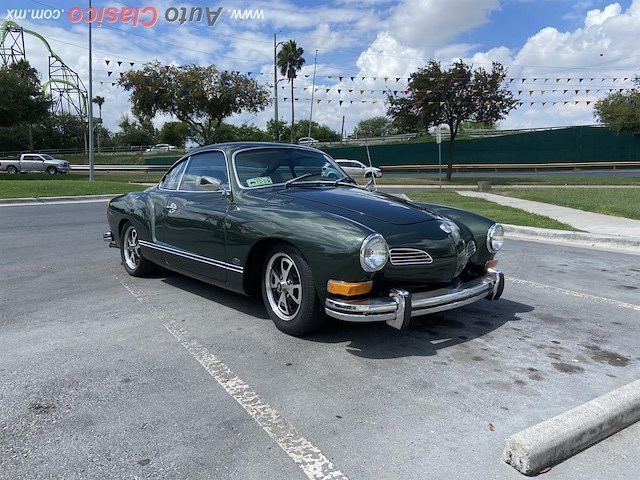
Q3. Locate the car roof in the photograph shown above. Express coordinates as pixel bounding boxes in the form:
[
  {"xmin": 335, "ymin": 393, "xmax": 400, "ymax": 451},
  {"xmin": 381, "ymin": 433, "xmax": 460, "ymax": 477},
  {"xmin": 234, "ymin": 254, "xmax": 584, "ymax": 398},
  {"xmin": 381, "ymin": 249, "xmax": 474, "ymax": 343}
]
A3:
[{"xmin": 187, "ymin": 142, "xmax": 322, "ymax": 156}]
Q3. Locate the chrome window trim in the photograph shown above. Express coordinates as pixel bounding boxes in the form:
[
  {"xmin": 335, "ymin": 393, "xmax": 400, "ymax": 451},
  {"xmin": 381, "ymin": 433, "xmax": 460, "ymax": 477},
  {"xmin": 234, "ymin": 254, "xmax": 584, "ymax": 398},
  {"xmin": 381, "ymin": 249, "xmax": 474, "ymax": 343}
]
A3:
[
  {"xmin": 158, "ymin": 156, "xmax": 190, "ymax": 192},
  {"xmin": 158, "ymin": 149, "xmax": 230, "ymax": 194},
  {"xmin": 139, "ymin": 240, "xmax": 243, "ymax": 274},
  {"xmin": 231, "ymin": 145, "xmax": 339, "ymax": 191}
]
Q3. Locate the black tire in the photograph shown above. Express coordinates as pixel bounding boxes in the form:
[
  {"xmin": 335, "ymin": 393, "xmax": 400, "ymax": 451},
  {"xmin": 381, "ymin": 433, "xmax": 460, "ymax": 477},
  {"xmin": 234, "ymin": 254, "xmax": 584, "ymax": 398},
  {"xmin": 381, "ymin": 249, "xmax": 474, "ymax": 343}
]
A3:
[
  {"xmin": 46, "ymin": 166, "xmax": 57, "ymax": 174},
  {"xmin": 261, "ymin": 244, "xmax": 325, "ymax": 336},
  {"xmin": 120, "ymin": 222, "xmax": 157, "ymax": 277},
  {"xmin": 7, "ymin": 165, "xmax": 18, "ymax": 174}
]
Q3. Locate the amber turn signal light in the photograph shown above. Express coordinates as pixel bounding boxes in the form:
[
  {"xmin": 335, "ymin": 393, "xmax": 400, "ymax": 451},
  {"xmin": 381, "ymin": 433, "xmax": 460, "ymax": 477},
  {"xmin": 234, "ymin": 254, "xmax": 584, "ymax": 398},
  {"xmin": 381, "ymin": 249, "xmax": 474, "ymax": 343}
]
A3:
[
  {"xmin": 485, "ymin": 259, "xmax": 499, "ymax": 270},
  {"xmin": 327, "ymin": 280, "xmax": 373, "ymax": 296}
]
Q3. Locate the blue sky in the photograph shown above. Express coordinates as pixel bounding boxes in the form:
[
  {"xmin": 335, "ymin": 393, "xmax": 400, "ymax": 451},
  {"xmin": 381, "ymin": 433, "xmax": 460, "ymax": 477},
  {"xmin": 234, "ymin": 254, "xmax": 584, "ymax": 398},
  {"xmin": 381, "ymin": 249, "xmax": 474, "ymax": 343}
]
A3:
[{"xmin": 3, "ymin": 0, "xmax": 639, "ymax": 135}]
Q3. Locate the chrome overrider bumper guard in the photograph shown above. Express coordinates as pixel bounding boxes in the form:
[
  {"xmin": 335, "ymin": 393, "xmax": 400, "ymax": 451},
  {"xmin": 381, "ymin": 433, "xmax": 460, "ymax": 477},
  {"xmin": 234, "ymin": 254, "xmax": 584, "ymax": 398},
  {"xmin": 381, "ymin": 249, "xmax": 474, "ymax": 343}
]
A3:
[
  {"xmin": 103, "ymin": 231, "xmax": 118, "ymax": 249},
  {"xmin": 325, "ymin": 268, "xmax": 505, "ymax": 330}
]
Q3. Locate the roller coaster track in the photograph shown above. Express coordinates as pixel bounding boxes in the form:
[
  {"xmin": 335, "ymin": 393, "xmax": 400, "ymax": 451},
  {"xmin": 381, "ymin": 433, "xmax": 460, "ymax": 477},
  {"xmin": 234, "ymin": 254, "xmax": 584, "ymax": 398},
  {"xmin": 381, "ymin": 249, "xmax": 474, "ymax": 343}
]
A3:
[{"xmin": 0, "ymin": 20, "xmax": 88, "ymax": 118}]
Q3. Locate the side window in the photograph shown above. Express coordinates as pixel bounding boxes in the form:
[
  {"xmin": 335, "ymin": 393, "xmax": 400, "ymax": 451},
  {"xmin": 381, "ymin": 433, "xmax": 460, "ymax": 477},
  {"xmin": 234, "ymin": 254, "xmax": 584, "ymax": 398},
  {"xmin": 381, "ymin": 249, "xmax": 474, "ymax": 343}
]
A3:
[
  {"xmin": 160, "ymin": 160, "xmax": 188, "ymax": 190},
  {"xmin": 179, "ymin": 151, "xmax": 228, "ymax": 191}
]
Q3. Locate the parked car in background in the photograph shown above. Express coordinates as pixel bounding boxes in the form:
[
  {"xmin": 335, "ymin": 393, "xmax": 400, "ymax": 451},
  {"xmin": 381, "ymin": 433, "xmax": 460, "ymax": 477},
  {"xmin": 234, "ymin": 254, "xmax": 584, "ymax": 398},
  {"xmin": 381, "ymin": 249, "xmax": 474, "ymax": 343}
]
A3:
[
  {"xmin": 0, "ymin": 153, "xmax": 70, "ymax": 174},
  {"xmin": 145, "ymin": 143, "xmax": 178, "ymax": 153},
  {"xmin": 335, "ymin": 159, "xmax": 382, "ymax": 178},
  {"xmin": 104, "ymin": 142, "xmax": 504, "ymax": 336},
  {"xmin": 297, "ymin": 136, "xmax": 319, "ymax": 146}
]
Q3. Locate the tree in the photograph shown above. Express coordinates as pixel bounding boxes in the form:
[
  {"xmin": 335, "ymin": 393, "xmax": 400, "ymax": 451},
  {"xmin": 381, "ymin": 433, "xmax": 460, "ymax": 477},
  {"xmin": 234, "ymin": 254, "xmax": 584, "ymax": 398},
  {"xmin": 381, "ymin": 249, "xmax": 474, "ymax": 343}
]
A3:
[
  {"xmin": 119, "ymin": 62, "xmax": 270, "ymax": 146},
  {"xmin": 270, "ymin": 120, "xmax": 341, "ymax": 143},
  {"xmin": 92, "ymin": 96, "xmax": 105, "ymax": 122},
  {"xmin": 0, "ymin": 60, "xmax": 50, "ymax": 128},
  {"xmin": 294, "ymin": 120, "xmax": 341, "ymax": 142},
  {"xmin": 276, "ymin": 40, "xmax": 305, "ymax": 143},
  {"xmin": 266, "ymin": 118, "xmax": 287, "ymax": 142},
  {"xmin": 0, "ymin": 60, "xmax": 51, "ymax": 150},
  {"xmin": 213, "ymin": 122, "xmax": 272, "ymax": 143},
  {"xmin": 92, "ymin": 96, "xmax": 105, "ymax": 151},
  {"xmin": 112, "ymin": 114, "xmax": 156, "ymax": 147},
  {"xmin": 353, "ymin": 116, "xmax": 397, "ymax": 138},
  {"xmin": 158, "ymin": 121, "xmax": 190, "ymax": 147},
  {"xmin": 593, "ymin": 76, "xmax": 640, "ymax": 133},
  {"xmin": 388, "ymin": 59, "xmax": 517, "ymax": 180}
]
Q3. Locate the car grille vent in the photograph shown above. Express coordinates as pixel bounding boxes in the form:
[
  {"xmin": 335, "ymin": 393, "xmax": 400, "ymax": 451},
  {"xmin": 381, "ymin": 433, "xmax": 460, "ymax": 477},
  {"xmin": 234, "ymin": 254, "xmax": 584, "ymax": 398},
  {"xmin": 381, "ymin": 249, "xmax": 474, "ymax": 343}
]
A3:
[
  {"xmin": 466, "ymin": 241, "xmax": 477, "ymax": 257},
  {"xmin": 389, "ymin": 248, "xmax": 433, "ymax": 266}
]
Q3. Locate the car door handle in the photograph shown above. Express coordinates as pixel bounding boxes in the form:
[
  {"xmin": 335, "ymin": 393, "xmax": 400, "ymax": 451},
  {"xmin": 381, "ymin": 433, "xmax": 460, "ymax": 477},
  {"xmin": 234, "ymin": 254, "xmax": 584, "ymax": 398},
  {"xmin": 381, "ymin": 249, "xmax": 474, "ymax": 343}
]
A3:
[{"xmin": 166, "ymin": 202, "xmax": 178, "ymax": 214}]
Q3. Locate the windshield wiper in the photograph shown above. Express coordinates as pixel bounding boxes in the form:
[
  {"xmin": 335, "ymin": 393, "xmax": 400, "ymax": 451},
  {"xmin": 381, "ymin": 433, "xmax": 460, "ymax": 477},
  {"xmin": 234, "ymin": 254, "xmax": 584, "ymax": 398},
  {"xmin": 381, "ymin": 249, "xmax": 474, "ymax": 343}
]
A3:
[
  {"xmin": 284, "ymin": 173, "xmax": 314, "ymax": 188},
  {"xmin": 332, "ymin": 176, "xmax": 356, "ymax": 187}
]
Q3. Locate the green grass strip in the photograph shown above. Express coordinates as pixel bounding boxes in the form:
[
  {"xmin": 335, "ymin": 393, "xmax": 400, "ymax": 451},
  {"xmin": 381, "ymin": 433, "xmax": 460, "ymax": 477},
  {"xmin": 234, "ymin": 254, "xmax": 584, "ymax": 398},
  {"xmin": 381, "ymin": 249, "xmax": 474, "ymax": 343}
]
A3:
[{"xmin": 407, "ymin": 190, "xmax": 577, "ymax": 231}]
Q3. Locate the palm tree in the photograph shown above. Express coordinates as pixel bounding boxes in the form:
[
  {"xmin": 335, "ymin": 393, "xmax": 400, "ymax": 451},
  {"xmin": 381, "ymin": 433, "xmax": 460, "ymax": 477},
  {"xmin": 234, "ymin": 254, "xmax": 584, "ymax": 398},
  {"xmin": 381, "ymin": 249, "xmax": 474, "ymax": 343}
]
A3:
[
  {"xmin": 92, "ymin": 96, "xmax": 105, "ymax": 152},
  {"xmin": 276, "ymin": 40, "xmax": 305, "ymax": 143}
]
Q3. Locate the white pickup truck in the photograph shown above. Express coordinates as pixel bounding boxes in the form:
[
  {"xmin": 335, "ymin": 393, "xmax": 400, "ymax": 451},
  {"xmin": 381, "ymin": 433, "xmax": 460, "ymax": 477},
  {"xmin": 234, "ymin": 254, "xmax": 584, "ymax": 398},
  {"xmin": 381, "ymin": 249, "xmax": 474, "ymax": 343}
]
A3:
[{"xmin": 0, "ymin": 153, "xmax": 71, "ymax": 174}]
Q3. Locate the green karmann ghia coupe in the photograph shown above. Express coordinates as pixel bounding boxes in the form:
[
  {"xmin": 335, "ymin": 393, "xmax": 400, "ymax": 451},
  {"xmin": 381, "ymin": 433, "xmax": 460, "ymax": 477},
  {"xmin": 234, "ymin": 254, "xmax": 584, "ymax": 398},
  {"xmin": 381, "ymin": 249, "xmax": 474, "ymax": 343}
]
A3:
[{"xmin": 104, "ymin": 142, "xmax": 505, "ymax": 336}]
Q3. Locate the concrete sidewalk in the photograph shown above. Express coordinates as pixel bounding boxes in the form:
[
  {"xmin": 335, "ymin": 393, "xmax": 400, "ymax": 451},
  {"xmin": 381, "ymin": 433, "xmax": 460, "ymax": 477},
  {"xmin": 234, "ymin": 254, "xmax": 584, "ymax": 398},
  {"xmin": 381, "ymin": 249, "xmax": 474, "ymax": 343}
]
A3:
[{"xmin": 457, "ymin": 190, "xmax": 640, "ymax": 255}]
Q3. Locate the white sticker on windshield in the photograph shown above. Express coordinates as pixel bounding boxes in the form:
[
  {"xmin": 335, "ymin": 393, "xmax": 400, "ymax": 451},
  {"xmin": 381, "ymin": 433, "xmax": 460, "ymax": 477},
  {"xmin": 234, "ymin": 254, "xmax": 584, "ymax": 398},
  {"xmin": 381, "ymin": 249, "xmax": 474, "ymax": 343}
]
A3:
[{"xmin": 246, "ymin": 176, "xmax": 274, "ymax": 187}]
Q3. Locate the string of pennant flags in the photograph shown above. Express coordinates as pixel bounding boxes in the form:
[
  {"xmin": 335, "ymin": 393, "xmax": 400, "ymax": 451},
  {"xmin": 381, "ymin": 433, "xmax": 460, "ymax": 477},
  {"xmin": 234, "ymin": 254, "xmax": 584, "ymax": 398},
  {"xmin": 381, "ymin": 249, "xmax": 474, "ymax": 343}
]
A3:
[{"xmin": 99, "ymin": 59, "xmax": 635, "ymax": 108}]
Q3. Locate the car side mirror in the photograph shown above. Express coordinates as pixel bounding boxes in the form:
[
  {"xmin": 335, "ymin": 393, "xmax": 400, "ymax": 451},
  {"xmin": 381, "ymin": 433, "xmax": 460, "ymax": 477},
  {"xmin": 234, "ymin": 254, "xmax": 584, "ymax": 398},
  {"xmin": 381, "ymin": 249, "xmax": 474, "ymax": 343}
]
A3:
[{"xmin": 200, "ymin": 176, "xmax": 231, "ymax": 197}]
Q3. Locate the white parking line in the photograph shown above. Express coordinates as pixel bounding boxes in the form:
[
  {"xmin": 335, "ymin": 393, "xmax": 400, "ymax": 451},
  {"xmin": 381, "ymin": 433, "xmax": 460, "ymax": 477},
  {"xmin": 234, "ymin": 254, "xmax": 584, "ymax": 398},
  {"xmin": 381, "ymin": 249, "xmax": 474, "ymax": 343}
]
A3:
[
  {"xmin": 508, "ymin": 277, "xmax": 640, "ymax": 311},
  {"xmin": 164, "ymin": 320, "xmax": 348, "ymax": 480},
  {"xmin": 118, "ymin": 275, "xmax": 348, "ymax": 480}
]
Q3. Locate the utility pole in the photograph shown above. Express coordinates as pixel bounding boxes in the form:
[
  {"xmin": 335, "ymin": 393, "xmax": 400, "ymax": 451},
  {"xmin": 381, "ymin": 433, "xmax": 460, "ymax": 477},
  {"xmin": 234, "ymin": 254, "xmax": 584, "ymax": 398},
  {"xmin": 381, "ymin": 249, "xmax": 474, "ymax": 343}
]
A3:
[
  {"xmin": 307, "ymin": 50, "xmax": 318, "ymax": 142},
  {"xmin": 88, "ymin": 0, "xmax": 94, "ymax": 180},
  {"xmin": 273, "ymin": 33, "xmax": 278, "ymax": 140}
]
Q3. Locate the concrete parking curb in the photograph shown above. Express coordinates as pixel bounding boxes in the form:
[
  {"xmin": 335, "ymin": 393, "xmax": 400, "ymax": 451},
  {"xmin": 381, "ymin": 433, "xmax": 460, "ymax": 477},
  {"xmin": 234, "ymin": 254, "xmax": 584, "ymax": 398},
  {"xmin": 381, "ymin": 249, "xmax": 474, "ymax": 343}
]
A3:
[
  {"xmin": 504, "ymin": 224, "xmax": 640, "ymax": 256},
  {"xmin": 0, "ymin": 195, "xmax": 115, "ymax": 206},
  {"xmin": 503, "ymin": 378, "xmax": 640, "ymax": 476}
]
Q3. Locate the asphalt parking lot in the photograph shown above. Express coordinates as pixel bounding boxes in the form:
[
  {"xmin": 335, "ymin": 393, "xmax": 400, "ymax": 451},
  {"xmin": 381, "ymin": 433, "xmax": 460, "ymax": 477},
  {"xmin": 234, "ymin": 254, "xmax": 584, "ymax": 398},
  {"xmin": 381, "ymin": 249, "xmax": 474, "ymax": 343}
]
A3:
[{"xmin": 1, "ymin": 201, "xmax": 639, "ymax": 479}]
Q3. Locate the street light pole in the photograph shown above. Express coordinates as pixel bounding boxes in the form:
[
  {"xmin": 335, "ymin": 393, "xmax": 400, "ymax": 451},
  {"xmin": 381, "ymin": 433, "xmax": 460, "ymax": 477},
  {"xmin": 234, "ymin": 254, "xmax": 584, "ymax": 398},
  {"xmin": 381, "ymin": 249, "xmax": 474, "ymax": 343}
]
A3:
[
  {"xmin": 87, "ymin": 0, "xmax": 94, "ymax": 181},
  {"xmin": 273, "ymin": 33, "xmax": 285, "ymax": 141},
  {"xmin": 273, "ymin": 33, "xmax": 278, "ymax": 139},
  {"xmin": 307, "ymin": 49, "xmax": 318, "ymax": 142}
]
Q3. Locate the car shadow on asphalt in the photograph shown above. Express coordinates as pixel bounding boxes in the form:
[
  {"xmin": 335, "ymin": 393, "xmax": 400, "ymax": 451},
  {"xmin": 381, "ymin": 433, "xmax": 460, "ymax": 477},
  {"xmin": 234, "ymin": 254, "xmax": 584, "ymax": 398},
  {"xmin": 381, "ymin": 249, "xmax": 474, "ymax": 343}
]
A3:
[
  {"xmin": 156, "ymin": 270, "xmax": 533, "ymax": 359},
  {"xmin": 305, "ymin": 299, "xmax": 533, "ymax": 359},
  {"xmin": 159, "ymin": 272, "xmax": 270, "ymax": 320}
]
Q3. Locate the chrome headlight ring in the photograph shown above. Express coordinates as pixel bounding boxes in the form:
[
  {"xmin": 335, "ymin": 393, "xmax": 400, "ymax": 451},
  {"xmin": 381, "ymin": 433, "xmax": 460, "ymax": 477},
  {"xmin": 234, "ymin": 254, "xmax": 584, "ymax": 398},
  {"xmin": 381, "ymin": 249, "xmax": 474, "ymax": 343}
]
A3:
[
  {"xmin": 486, "ymin": 223, "xmax": 504, "ymax": 253},
  {"xmin": 360, "ymin": 233, "xmax": 389, "ymax": 272}
]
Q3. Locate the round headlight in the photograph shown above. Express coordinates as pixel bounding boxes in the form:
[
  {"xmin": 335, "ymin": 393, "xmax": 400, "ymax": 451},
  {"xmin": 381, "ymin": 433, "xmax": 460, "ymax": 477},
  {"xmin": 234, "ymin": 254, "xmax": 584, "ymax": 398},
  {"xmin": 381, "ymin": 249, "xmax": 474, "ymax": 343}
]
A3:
[
  {"xmin": 360, "ymin": 233, "xmax": 389, "ymax": 272},
  {"xmin": 487, "ymin": 223, "xmax": 504, "ymax": 253}
]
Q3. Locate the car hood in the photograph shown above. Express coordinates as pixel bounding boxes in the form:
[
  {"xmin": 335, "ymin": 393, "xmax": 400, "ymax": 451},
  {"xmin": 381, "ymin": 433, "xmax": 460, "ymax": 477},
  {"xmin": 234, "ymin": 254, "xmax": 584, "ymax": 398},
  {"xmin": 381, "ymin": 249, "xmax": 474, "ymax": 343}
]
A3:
[{"xmin": 278, "ymin": 187, "xmax": 440, "ymax": 226}]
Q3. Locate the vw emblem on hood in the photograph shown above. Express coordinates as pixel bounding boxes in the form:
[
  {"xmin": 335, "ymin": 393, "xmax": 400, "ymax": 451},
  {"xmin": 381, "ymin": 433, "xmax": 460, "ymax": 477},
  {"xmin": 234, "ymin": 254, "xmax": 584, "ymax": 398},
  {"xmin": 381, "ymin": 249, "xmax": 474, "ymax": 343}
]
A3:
[{"xmin": 440, "ymin": 221, "xmax": 454, "ymax": 234}]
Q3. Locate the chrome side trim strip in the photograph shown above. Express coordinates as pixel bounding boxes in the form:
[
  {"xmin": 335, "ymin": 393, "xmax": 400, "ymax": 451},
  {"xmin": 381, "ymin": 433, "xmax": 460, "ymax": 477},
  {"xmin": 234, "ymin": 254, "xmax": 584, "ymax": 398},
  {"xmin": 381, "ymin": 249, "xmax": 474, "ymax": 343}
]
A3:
[{"xmin": 139, "ymin": 240, "xmax": 243, "ymax": 274}]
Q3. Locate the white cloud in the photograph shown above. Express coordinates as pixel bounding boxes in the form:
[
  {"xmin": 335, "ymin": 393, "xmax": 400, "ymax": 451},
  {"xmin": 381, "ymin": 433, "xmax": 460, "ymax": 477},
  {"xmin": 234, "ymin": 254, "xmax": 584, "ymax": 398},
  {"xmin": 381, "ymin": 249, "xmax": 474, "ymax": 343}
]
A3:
[
  {"xmin": 388, "ymin": 0, "xmax": 499, "ymax": 49},
  {"xmin": 585, "ymin": 3, "xmax": 621, "ymax": 27}
]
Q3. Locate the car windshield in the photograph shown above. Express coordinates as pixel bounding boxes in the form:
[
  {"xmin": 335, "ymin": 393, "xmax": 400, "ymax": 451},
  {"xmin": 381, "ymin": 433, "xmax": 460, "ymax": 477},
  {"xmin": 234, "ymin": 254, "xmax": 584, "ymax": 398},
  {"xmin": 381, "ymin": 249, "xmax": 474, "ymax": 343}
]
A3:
[
  {"xmin": 41, "ymin": 154, "xmax": 54, "ymax": 160},
  {"xmin": 234, "ymin": 147, "xmax": 344, "ymax": 188}
]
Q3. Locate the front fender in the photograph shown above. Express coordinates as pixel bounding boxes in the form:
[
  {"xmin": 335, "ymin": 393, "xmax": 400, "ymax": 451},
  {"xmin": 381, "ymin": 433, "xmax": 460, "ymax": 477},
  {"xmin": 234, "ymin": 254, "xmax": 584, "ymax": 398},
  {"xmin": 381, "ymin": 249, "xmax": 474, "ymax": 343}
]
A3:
[
  {"xmin": 417, "ymin": 202, "xmax": 498, "ymax": 261},
  {"xmin": 226, "ymin": 205, "xmax": 375, "ymax": 299}
]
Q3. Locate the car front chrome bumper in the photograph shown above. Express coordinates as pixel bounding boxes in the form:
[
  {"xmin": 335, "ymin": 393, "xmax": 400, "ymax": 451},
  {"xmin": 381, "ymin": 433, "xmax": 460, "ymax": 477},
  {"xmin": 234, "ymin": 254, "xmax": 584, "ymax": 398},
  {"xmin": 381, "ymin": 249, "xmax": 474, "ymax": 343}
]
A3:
[{"xmin": 325, "ymin": 268, "xmax": 504, "ymax": 330}]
